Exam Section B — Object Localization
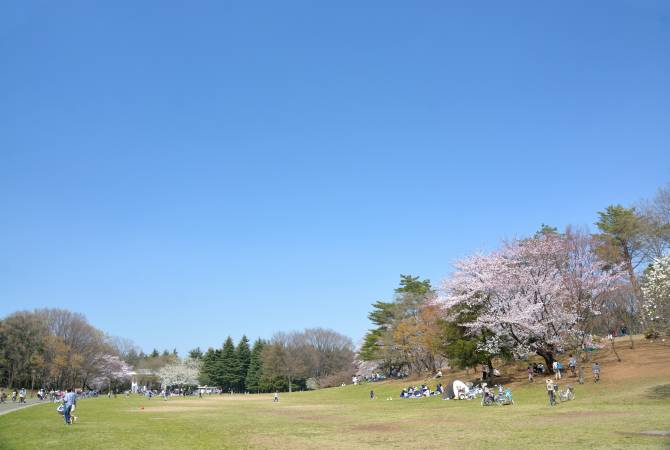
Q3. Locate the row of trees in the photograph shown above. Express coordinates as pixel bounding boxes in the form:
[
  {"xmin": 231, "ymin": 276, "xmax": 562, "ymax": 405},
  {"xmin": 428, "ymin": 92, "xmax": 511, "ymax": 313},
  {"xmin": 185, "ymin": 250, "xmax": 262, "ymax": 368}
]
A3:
[
  {"xmin": 196, "ymin": 328, "xmax": 355, "ymax": 393},
  {"xmin": 0, "ymin": 308, "xmax": 355, "ymax": 393},
  {"xmin": 361, "ymin": 182, "xmax": 670, "ymax": 377},
  {"xmin": 0, "ymin": 309, "xmax": 131, "ymax": 389}
]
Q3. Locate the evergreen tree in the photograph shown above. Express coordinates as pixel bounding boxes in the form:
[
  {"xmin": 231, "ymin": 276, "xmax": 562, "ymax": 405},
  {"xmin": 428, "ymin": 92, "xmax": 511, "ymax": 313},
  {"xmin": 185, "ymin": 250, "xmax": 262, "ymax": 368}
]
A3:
[
  {"xmin": 188, "ymin": 347, "xmax": 203, "ymax": 360},
  {"xmin": 217, "ymin": 336, "xmax": 239, "ymax": 391},
  {"xmin": 245, "ymin": 339, "xmax": 265, "ymax": 393},
  {"xmin": 236, "ymin": 335, "xmax": 251, "ymax": 391},
  {"xmin": 199, "ymin": 347, "xmax": 219, "ymax": 386}
]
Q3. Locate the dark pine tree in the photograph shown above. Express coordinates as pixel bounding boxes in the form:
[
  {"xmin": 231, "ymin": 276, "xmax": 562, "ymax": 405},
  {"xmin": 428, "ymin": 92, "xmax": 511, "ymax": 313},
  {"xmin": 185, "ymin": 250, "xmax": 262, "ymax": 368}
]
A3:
[
  {"xmin": 245, "ymin": 339, "xmax": 266, "ymax": 393},
  {"xmin": 217, "ymin": 337, "xmax": 239, "ymax": 392},
  {"xmin": 236, "ymin": 335, "xmax": 251, "ymax": 391},
  {"xmin": 200, "ymin": 347, "xmax": 220, "ymax": 386}
]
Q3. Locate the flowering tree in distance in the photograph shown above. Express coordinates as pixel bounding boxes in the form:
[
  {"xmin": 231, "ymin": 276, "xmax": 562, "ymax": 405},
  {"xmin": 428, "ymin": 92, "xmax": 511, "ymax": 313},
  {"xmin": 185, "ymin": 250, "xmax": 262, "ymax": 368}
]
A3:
[
  {"xmin": 440, "ymin": 232, "xmax": 622, "ymax": 371},
  {"xmin": 157, "ymin": 358, "xmax": 201, "ymax": 389},
  {"xmin": 641, "ymin": 255, "xmax": 670, "ymax": 336},
  {"xmin": 90, "ymin": 354, "xmax": 132, "ymax": 392}
]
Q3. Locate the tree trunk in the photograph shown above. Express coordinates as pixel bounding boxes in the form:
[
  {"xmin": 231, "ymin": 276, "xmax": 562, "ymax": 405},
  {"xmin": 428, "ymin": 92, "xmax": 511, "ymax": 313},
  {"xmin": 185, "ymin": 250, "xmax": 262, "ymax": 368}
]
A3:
[
  {"xmin": 288, "ymin": 375, "xmax": 292, "ymax": 393},
  {"xmin": 486, "ymin": 360, "xmax": 494, "ymax": 383},
  {"xmin": 536, "ymin": 350, "xmax": 555, "ymax": 374},
  {"xmin": 610, "ymin": 338, "xmax": 621, "ymax": 362}
]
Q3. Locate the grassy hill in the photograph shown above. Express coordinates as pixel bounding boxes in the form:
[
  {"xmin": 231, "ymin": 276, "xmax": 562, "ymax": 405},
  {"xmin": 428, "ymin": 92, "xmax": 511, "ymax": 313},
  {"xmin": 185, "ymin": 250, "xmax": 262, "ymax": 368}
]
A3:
[{"xmin": 1, "ymin": 336, "xmax": 668, "ymax": 449}]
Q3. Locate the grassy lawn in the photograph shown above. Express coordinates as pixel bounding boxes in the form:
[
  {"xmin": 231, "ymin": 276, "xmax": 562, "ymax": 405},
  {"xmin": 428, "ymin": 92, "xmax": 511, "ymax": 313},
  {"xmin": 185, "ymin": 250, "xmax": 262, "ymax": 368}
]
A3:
[{"xmin": 1, "ymin": 339, "xmax": 669, "ymax": 449}]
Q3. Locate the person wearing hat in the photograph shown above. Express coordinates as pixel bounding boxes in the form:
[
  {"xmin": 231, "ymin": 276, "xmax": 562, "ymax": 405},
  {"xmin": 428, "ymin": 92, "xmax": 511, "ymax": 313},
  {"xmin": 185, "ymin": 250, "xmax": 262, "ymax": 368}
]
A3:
[{"xmin": 545, "ymin": 379, "xmax": 556, "ymax": 406}]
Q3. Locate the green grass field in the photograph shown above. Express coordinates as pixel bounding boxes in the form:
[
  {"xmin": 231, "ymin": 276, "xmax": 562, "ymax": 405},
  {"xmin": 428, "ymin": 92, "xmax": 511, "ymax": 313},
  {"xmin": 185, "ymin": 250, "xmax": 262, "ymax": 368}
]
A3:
[{"xmin": 1, "ymin": 338, "xmax": 669, "ymax": 449}]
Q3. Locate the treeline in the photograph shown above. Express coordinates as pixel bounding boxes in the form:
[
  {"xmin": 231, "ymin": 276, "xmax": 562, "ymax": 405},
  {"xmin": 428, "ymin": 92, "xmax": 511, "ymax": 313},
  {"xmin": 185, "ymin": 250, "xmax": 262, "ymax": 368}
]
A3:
[
  {"xmin": 0, "ymin": 309, "xmax": 131, "ymax": 389},
  {"xmin": 196, "ymin": 328, "xmax": 354, "ymax": 392},
  {"xmin": 361, "ymin": 182, "xmax": 670, "ymax": 377}
]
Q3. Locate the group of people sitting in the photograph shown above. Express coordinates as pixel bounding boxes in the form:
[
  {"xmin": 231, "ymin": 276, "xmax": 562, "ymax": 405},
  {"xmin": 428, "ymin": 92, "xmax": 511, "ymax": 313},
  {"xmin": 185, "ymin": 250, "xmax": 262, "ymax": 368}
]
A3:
[{"xmin": 399, "ymin": 384, "xmax": 441, "ymax": 398}]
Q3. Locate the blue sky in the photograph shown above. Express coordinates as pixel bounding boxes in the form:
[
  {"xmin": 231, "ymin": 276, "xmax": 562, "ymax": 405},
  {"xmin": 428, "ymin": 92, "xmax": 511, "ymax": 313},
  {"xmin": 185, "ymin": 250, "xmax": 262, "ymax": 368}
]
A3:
[{"xmin": 1, "ymin": 1, "xmax": 669, "ymax": 354}]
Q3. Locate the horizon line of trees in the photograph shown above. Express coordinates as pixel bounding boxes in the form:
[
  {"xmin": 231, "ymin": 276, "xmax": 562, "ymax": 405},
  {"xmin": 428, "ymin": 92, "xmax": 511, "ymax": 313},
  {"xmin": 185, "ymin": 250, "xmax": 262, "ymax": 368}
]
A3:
[
  {"xmin": 194, "ymin": 328, "xmax": 355, "ymax": 393},
  {"xmin": 0, "ymin": 309, "xmax": 133, "ymax": 390}
]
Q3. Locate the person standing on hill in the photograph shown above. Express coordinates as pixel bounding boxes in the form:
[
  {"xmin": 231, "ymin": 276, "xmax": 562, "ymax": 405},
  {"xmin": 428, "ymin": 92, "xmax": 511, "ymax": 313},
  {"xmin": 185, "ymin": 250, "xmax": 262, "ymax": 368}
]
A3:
[
  {"xmin": 568, "ymin": 355, "xmax": 577, "ymax": 377},
  {"xmin": 527, "ymin": 365, "xmax": 534, "ymax": 382},
  {"xmin": 592, "ymin": 362, "xmax": 601, "ymax": 383}
]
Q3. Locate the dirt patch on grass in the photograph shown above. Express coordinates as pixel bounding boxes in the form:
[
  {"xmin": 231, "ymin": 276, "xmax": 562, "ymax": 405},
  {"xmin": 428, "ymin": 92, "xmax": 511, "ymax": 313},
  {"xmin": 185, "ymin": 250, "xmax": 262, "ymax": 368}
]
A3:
[
  {"xmin": 170, "ymin": 396, "xmax": 272, "ymax": 404},
  {"xmin": 128, "ymin": 406, "xmax": 217, "ymax": 413},
  {"xmin": 637, "ymin": 431, "xmax": 670, "ymax": 437},
  {"xmin": 646, "ymin": 384, "xmax": 670, "ymax": 400},
  {"xmin": 350, "ymin": 422, "xmax": 400, "ymax": 433},
  {"xmin": 536, "ymin": 411, "xmax": 631, "ymax": 424}
]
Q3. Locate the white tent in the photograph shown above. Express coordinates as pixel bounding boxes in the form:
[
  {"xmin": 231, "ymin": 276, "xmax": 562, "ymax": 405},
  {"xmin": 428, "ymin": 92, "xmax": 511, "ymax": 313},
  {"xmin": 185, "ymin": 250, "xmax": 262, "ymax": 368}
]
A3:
[{"xmin": 452, "ymin": 380, "xmax": 468, "ymax": 398}]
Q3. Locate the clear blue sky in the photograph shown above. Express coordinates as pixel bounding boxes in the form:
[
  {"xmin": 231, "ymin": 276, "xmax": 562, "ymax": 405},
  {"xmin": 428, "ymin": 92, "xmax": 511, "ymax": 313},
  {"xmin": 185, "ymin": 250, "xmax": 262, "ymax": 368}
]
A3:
[{"xmin": 1, "ymin": 1, "xmax": 668, "ymax": 354}]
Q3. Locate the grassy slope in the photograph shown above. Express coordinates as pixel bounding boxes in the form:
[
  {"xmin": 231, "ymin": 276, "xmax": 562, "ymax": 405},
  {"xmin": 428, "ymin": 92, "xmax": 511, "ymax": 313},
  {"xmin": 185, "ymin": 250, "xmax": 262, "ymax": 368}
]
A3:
[{"xmin": 0, "ymin": 337, "xmax": 668, "ymax": 449}]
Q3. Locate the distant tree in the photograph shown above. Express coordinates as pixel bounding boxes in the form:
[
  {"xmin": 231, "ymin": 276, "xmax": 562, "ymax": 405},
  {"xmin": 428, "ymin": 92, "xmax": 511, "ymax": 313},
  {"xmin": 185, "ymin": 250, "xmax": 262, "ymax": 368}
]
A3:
[
  {"xmin": 360, "ymin": 275, "xmax": 436, "ymax": 375},
  {"xmin": 595, "ymin": 205, "xmax": 647, "ymax": 302},
  {"xmin": 641, "ymin": 255, "xmax": 670, "ymax": 336},
  {"xmin": 199, "ymin": 348, "xmax": 219, "ymax": 386},
  {"xmin": 0, "ymin": 312, "xmax": 47, "ymax": 388},
  {"xmin": 245, "ymin": 339, "xmax": 266, "ymax": 393},
  {"xmin": 90, "ymin": 355, "xmax": 132, "ymax": 392},
  {"xmin": 262, "ymin": 332, "xmax": 306, "ymax": 393},
  {"xmin": 236, "ymin": 336, "xmax": 251, "ymax": 391},
  {"xmin": 217, "ymin": 337, "xmax": 239, "ymax": 391},
  {"xmin": 441, "ymin": 233, "xmax": 622, "ymax": 371},
  {"xmin": 150, "ymin": 349, "xmax": 160, "ymax": 358},
  {"xmin": 157, "ymin": 358, "xmax": 201, "ymax": 389},
  {"xmin": 359, "ymin": 301, "xmax": 395, "ymax": 361},
  {"xmin": 302, "ymin": 328, "xmax": 355, "ymax": 383},
  {"xmin": 188, "ymin": 347, "xmax": 203, "ymax": 360},
  {"xmin": 536, "ymin": 224, "xmax": 559, "ymax": 237},
  {"xmin": 638, "ymin": 182, "xmax": 670, "ymax": 260}
]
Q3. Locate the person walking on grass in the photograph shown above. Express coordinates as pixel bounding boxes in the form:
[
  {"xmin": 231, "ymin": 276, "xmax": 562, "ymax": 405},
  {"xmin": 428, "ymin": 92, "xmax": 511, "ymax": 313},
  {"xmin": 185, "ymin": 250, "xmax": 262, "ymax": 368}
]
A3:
[
  {"xmin": 546, "ymin": 379, "xmax": 556, "ymax": 406},
  {"xmin": 592, "ymin": 362, "xmax": 601, "ymax": 383},
  {"xmin": 527, "ymin": 365, "xmax": 534, "ymax": 383},
  {"xmin": 370, "ymin": 390, "xmax": 375, "ymax": 400},
  {"xmin": 273, "ymin": 392, "xmax": 279, "ymax": 402},
  {"xmin": 62, "ymin": 388, "xmax": 77, "ymax": 425}
]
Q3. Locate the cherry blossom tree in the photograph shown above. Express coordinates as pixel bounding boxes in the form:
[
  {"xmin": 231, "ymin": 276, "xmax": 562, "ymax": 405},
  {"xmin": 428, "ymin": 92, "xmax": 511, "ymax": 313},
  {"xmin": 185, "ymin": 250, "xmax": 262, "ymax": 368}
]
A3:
[
  {"xmin": 90, "ymin": 354, "xmax": 132, "ymax": 391},
  {"xmin": 558, "ymin": 228, "xmax": 626, "ymax": 351},
  {"xmin": 641, "ymin": 255, "xmax": 670, "ymax": 336},
  {"xmin": 440, "ymin": 232, "xmax": 623, "ymax": 371},
  {"xmin": 157, "ymin": 358, "xmax": 201, "ymax": 389}
]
